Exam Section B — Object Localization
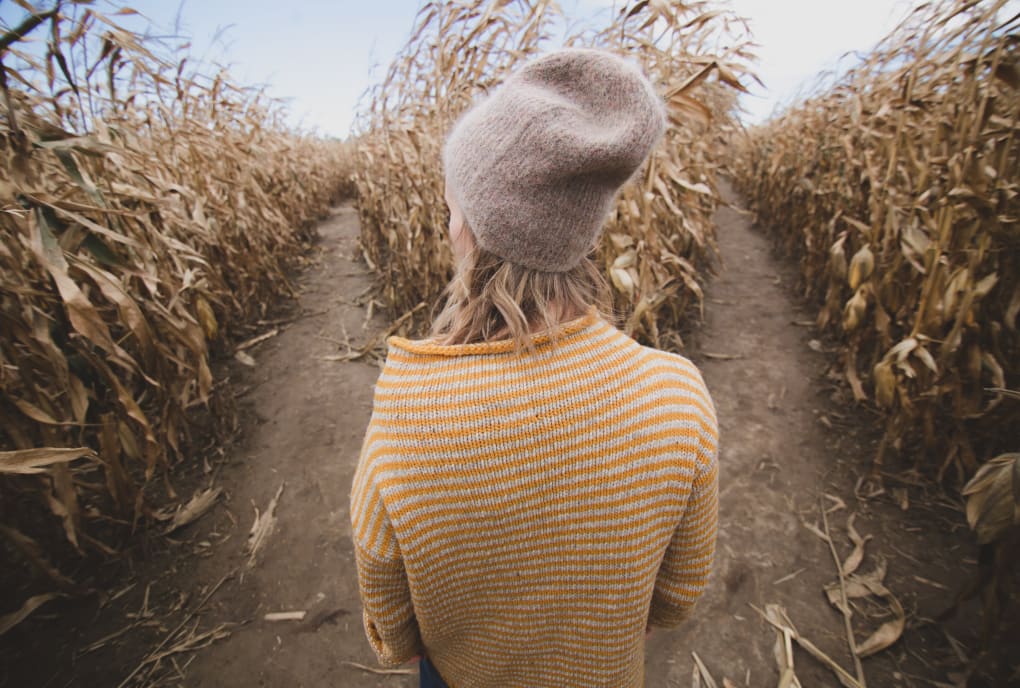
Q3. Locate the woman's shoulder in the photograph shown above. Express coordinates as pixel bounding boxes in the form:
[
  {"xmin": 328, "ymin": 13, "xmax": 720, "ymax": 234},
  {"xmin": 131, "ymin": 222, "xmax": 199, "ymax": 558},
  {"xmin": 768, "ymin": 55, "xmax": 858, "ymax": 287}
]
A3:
[
  {"xmin": 640, "ymin": 345, "xmax": 703, "ymax": 375},
  {"xmin": 621, "ymin": 339, "xmax": 712, "ymax": 398}
]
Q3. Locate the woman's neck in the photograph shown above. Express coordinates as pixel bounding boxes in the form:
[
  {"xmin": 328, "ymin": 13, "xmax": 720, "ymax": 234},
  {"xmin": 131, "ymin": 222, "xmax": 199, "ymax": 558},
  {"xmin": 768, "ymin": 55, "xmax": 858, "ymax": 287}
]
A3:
[{"xmin": 489, "ymin": 301, "xmax": 586, "ymax": 340}]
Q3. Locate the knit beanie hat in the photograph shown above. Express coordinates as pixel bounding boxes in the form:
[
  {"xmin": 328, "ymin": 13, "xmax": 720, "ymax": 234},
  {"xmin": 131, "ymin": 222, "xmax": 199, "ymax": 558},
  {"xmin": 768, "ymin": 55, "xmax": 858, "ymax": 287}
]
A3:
[{"xmin": 442, "ymin": 47, "xmax": 667, "ymax": 273}]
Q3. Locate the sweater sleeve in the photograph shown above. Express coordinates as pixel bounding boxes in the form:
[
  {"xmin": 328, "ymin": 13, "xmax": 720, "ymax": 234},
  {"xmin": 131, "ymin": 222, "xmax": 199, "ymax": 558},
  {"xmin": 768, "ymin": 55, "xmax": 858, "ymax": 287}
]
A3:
[
  {"xmin": 350, "ymin": 428, "xmax": 422, "ymax": 665},
  {"xmin": 647, "ymin": 422, "xmax": 719, "ymax": 628}
]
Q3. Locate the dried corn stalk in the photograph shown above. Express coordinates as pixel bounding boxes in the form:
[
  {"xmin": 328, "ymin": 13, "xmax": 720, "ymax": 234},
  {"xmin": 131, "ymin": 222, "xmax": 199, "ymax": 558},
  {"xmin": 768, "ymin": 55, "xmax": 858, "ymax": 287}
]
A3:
[
  {"xmin": 352, "ymin": 0, "xmax": 754, "ymax": 347},
  {"xmin": 1, "ymin": 1, "xmax": 352, "ymax": 615},
  {"xmin": 733, "ymin": 0, "xmax": 1019, "ymax": 481}
]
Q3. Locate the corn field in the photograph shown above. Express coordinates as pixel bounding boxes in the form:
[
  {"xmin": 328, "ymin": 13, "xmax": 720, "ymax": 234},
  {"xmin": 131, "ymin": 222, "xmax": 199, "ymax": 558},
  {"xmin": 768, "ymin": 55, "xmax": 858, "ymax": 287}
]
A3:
[
  {"xmin": 733, "ymin": 0, "xmax": 1019, "ymax": 486},
  {"xmin": 3, "ymin": 0, "xmax": 1017, "ymax": 668},
  {"xmin": 1, "ymin": 2, "xmax": 352, "ymax": 614},
  {"xmin": 352, "ymin": 0, "xmax": 754, "ymax": 348}
]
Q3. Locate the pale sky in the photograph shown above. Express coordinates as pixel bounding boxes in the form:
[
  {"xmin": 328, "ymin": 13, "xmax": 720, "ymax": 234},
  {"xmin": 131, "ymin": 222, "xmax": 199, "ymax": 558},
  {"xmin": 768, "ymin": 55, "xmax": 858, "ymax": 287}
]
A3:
[{"xmin": 0, "ymin": 1, "xmax": 965, "ymax": 137}]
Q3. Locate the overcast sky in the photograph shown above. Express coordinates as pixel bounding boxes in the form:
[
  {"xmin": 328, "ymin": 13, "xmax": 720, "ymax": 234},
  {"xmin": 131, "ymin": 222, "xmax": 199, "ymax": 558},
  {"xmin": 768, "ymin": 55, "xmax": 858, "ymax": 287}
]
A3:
[{"xmin": 2, "ymin": 1, "xmax": 943, "ymax": 137}]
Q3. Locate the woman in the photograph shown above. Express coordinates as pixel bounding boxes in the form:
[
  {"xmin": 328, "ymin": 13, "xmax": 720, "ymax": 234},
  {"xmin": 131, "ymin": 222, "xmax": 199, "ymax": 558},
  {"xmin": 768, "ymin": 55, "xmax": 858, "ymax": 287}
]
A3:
[{"xmin": 350, "ymin": 47, "xmax": 719, "ymax": 687}]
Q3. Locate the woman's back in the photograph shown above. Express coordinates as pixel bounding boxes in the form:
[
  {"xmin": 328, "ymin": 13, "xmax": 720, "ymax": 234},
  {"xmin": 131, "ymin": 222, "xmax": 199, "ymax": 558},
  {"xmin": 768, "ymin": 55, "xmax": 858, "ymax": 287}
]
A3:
[{"xmin": 351, "ymin": 310, "xmax": 718, "ymax": 686}]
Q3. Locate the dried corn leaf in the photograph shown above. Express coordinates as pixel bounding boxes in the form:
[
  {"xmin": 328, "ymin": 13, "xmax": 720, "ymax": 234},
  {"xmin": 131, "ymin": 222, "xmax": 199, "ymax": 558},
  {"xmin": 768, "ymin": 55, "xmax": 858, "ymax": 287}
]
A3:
[
  {"xmin": 0, "ymin": 593, "xmax": 63, "ymax": 636},
  {"xmin": 1, "ymin": 2, "xmax": 353, "ymax": 590},
  {"xmin": 691, "ymin": 652, "xmax": 719, "ymax": 688},
  {"xmin": 0, "ymin": 524, "xmax": 78, "ymax": 590},
  {"xmin": 757, "ymin": 604, "xmax": 863, "ymax": 688},
  {"xmin": 246, "ymin": 483, "xmax": 284, "ymax": 569},
  {"xmin": 855, "ymin": 614, "xmax": 905, "ymax": 658},
  {"xmin": 841, "ymin": 514, "xmax": 870, "ymax": 576},
  {"xmin": 163, "ymin": 487, "xmax": 222, "ymax": 535},
  {"xmin": 0, "ymin": 447, "xmax": 97, "ymax": 474},
  {"xmin": 962, "ymin": 453, "xmax": 1020, "ymax": 545},
  {"xmin": 732, "ymin": 0, "xmax": 1019, "ymax": 499}
]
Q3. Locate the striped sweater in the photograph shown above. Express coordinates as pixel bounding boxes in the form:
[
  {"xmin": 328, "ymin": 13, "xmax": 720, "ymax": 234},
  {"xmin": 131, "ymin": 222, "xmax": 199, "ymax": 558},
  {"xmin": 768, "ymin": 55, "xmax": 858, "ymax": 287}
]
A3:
[{"xmin": 350, "ymin": 309, "xmax": 719, "ymax": 687}]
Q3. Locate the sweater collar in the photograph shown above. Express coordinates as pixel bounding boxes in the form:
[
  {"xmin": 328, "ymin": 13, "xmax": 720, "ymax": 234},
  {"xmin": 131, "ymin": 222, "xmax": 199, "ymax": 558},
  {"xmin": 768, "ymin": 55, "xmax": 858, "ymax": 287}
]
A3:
[{"xmin": 387, "ymin": 306, "xmax": 603, "ymax": 357}]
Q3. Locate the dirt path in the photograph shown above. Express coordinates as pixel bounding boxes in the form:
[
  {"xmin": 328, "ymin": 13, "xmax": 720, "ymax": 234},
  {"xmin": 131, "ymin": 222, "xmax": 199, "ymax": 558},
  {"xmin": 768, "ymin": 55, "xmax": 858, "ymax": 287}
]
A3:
[
  {"xmin": 168, "ymin": 205, "xmax": 397, "ymax": 687},
  {"xmin": 10, "ymin": 191, "xmax": 992, "ymax": 687}
]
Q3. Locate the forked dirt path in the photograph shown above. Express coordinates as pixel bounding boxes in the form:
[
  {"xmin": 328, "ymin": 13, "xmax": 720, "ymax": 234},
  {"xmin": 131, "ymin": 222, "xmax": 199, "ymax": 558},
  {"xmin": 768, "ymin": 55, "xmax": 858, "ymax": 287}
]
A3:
[{"xmin": 13, "ymin": 190, "xmax": 992, "ymax": 687}]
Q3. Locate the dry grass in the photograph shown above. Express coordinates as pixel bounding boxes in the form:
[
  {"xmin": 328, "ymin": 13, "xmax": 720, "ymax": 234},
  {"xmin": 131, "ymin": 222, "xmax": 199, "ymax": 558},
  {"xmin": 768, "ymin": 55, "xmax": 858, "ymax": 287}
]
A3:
[
  {"xmin": 352, "ymin": 0, "xmax": 755, "ymax": 348},
  {"xmin": 0, "ymin": 3, "xmax": 352, "ymax": 623},
  {"xmin": 733, "ymin": 0, "xmax": 1019, "ymax": 483}
]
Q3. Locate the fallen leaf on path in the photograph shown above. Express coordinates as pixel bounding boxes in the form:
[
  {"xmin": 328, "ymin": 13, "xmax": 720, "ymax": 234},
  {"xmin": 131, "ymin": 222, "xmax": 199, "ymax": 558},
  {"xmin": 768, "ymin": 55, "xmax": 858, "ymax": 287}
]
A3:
[
  {"xmin": 116, "ymin": 572, "xmax": 234, "ymax": 688},
  {"xmin": 825, "ymin": 579, "xmax": 872, "ymax": 606},
  {"xmin": 851, "ymin": 562, "xmax": 905, "ymax": 658},
  {"xmin": 768, "ymin": 602, "xmax": 802, "ymax": 688},
  {"xmin": 853, "ymin": 558, "xmax": 890, "ymax": 593},
  {"xmin": 0, "ymin": 593, "xmax": 64, "ymax": 635},
  {"xmin": 246, "ymin": 483, "xmax": 284, "ymax": 569},
  {"xmin": 854, "ymin": 475, "xmax": 886, "ymax": 500},
  {"xmin": 236, "ymin": 328, "xmax": 279, "ymax": 351},
  {"xmin": 821, "ymin": 558, "xmax": 906, "ymax": 658},
  {"xmin": 234, "ymin": 350, "xmax": 256, "ymax": 367},
  {"xmin": 702, "ymin": 352, "xmax": 742, "ymax": 360},
  {"xmin": 163, "ymin": 487, "xmax": 222, "ymax": 535},
  {"xmin": 802, "ymin": 520, "xmax": 828, "ymax": 542},
  {"xmin": 823, "ymin": 493, "xmax": 846, "ymax": 513},
  {"xmin": 818, "ymin": 499, "xmax": 866, "ymax": 684},
  {"xmin": 691, "ymin": 652, "xmax": 718, "ymax": 688},
  {"xmin": 912, "ymin": 575, "xmax": 948, "ymax": 591},
  {"xmin": 841, "ymin": 514, "xmax": 871, "ymax": 576},
  {"xmin": 773, "ymin": 567, "xmax": 806, "ymax": 585},
  {"xmin": 755, "ymin": 604, "xmax": 863, "ymax": 688},
  {"xmin": 855, "ymin": 613, "xmax": 905, "ymax": 658},
  {"xmin": 79, "ymin": 621, "xmax": 142, "ymax": 655},
  {"xmin": 144, "ymin": 622, "xmax": 232, "ymax": 667},
  {"xmin": 264, "ymin": 611, "xmax": 306, "ymax": 622},
  {"xmin": 340, "ymin": 661, "xmax": 415, "ymax": 676}
]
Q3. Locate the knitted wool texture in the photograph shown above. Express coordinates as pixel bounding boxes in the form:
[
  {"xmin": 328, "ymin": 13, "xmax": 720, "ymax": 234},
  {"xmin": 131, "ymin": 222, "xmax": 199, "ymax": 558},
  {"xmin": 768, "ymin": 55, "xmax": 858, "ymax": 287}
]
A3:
[
  {"xmin": 442, "ymin": 48, "xmax": 667, "ymax": 272},
  {"xmin": 350, "ymin": 310, "xmax": 719, "ymax": 687}
]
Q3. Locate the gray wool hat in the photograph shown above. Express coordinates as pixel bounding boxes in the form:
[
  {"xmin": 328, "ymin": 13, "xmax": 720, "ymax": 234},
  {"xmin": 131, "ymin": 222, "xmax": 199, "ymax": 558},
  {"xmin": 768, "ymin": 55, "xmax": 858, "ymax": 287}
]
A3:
[{"xmin": 442, "ymin": 47, "xmax": 667, "ymax": 273}]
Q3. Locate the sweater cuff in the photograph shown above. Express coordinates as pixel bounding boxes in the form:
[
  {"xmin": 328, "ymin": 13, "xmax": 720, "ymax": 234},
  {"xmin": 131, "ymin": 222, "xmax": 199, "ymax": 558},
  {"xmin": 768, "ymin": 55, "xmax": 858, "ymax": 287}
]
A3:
[
  {"xmin": 647, "ymin": 595, "xmax": 696, "ymax": 629},
  {"xmin": 364, "ymin": 609, "xmax": 423, "ymax": 666}
]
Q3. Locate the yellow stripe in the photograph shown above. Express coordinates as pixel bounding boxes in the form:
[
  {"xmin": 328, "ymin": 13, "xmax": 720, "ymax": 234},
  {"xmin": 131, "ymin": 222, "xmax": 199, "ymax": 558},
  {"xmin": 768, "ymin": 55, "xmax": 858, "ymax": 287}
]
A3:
[
  {"xmin": 369, "ymin": 411, "xmax": 710, "ymax": 463},
  {"xmin": 387, "ymin": 481, "xmax": 684, "ymax": 523},
  {"xmin": 370, "ymin": 386, "xmax": 710, "ymax": 441},
  {"xmin": 405, "ymin": 509, "xmax": 682, "ymax": 560},
  {"xmin": 374, "ymin": 356, "xmax": 712, "ymax": 419},
  {"xmin": 357, "ymin": 430, "xmax": 707, "ymax": 516},
  {"xmin": 377, "ymin": 453, "xmax": 693, "ymax": 505},
  {"xmin": 406, "ymin": 532, "xmax": 670, "ymax": 582}
]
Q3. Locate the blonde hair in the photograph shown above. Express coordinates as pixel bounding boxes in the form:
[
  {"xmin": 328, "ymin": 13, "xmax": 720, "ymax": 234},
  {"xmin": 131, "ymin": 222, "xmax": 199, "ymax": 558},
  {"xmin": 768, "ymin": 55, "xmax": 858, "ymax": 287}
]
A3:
[{"xmin": 430, "ymin": 231, "xmax": 613, "ymax": 351}]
